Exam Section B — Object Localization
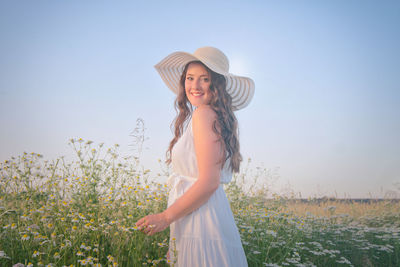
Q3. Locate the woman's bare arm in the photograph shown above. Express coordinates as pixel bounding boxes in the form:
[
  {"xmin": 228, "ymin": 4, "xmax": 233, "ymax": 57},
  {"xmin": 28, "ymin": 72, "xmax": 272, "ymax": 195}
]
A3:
[
  {"xmin": 162, "ymin": 105, "xmax": 223, "ymax": 223},
  {"xmin": 136, "ymin": 105, "xmax": 223, "ymax": 234}
]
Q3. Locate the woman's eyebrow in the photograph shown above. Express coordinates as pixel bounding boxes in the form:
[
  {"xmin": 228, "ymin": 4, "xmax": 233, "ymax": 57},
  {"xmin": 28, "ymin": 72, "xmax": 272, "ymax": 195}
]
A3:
[{"xmin": 186, "ymin": 73, "xmax": 209, "ymax": 77}]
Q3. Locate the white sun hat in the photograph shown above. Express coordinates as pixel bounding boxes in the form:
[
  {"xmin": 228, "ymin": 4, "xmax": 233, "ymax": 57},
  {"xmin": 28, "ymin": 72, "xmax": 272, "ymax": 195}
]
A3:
[{"xmin": 154, "ymin": 46, "xmax": 255, "ymax": 111}]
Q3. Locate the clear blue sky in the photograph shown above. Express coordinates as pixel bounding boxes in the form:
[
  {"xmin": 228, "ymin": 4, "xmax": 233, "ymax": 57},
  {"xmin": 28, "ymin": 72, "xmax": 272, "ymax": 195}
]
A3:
[{"xmin": 1, "ymin": 0, "xmax": 399, "ymax": 198}]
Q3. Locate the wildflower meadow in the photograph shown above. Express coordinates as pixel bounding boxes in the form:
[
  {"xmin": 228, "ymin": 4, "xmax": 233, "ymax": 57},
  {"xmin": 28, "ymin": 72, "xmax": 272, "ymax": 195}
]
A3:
[{"xmin": 1, "ymin": 138, "xmax": 399, "ymax": 266}]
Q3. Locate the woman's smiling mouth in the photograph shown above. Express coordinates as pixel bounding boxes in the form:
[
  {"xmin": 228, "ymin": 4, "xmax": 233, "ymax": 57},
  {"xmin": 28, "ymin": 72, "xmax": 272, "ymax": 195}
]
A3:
[{"xmin": 191, "ymin": 91, "xmax": 204, "ymax": 97}]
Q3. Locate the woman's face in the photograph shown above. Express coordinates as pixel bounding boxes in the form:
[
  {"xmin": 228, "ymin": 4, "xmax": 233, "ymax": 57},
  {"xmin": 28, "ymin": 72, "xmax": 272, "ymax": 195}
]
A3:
[{"xmin": 184, "ymin": 62, "xmax": 212, "ymax": 108}]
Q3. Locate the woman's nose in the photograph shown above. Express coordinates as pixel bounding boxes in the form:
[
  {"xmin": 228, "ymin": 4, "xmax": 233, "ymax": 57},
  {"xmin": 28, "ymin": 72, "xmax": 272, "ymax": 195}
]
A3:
[{"xmin": 193, "ymin": 79, "xmax": 200, "ymax": 89}]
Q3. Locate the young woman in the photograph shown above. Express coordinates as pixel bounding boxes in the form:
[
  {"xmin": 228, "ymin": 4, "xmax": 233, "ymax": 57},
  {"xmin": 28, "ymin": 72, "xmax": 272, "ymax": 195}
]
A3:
[{"xmin": 136, "ymin": 47, "xmax": 254, "ymax": 266}]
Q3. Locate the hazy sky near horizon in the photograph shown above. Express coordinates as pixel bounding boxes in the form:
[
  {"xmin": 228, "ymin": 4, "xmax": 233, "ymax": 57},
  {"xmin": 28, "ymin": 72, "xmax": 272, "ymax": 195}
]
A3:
[{"xmin": 1, "ymin": 0, "xmax": 399, "ymax": 198}]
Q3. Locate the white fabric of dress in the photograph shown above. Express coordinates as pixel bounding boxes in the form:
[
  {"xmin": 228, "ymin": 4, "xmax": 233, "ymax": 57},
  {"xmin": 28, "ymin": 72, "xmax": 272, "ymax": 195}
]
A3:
[{"xmin": 167, "ymin": 116, "xmax": 248, "ymax": 267}]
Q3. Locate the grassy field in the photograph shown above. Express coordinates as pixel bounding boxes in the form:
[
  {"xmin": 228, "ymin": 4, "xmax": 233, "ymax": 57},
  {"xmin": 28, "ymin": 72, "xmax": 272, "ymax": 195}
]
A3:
[{"xmin": 1, "ymin": 139, "xmax": 399, "ymax": 267}]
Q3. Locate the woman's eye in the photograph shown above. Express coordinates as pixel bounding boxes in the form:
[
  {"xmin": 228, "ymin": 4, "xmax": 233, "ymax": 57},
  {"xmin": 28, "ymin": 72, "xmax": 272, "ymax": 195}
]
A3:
[
  {"xmin": 186, "ymin": 77, "xmax": 193, "ymax": 81},
  {"xmin": 203, "ymin": 78, "xmax": 209, "ymax": 82}
]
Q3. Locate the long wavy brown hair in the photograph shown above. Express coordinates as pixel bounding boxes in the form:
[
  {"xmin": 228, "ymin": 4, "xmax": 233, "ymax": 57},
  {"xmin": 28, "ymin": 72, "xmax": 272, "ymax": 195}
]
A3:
[{"xmin": 166, "ymin": 61, "xmax": 242, "ymax": 173}]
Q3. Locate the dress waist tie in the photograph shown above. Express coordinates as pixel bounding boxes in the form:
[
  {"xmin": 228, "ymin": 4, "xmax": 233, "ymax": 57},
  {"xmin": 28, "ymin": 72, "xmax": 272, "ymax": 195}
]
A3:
[{"xmin": 167, "ymin": 172, "xmax": 198, "ymax": 207}]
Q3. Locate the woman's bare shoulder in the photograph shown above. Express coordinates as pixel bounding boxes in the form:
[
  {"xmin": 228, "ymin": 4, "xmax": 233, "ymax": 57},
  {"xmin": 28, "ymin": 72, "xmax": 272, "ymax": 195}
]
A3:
[
  {"xmin": 192, "ymin": 105, "xmax": 219, "ymax": 140},
  {"xmin": 192, "ymin": 105, "xmax": 217, "ymax": 123}
]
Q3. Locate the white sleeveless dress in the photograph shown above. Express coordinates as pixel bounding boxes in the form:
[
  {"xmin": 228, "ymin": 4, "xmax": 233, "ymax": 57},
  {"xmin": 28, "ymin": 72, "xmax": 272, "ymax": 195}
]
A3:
[{"xmin": 167, "ymin": 116, "xmax": 248, "ymax": 267}]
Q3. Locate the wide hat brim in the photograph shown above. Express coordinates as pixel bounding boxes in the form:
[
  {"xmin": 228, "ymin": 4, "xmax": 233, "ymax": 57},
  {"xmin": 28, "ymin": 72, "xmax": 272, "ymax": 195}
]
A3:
[{"xmin": 154, "ymin": 49, "xmax": 255, "ymax": 111}]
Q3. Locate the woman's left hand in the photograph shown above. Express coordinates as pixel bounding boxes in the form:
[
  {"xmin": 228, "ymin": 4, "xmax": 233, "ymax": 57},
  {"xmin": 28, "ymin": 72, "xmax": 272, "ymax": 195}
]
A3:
[{"xmin": 135, "ymin": 212, "xmax": 170, "ymax": 236}]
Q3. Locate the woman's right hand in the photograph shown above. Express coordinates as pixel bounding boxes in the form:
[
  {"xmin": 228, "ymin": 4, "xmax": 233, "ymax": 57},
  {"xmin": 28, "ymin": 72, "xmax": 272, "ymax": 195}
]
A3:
[{"xmin": 135, "ymin": 212, "xmax": 170, "ymax": 236}]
